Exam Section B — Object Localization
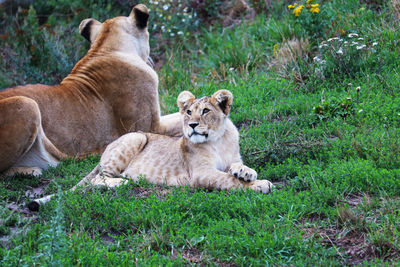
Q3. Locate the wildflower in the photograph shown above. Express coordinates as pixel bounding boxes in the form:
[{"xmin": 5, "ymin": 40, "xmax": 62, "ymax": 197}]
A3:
[
  {"xmin": 357, "ymin": 37, "xmax": 364, "ymax": 40},
  {"xmin": 177, "ymin": 31, "xmax": 183, "ymax": 35},
  {"xmin": 310, "ymin": 7, "xmax": 320, "ymax": 13},
  {"xmin": 350, "ymin": 41, "xmax": 358, "ymax": 46},
  {"xmin": 311, "ymin": 3, "xmax": 319, "ymax": 7},
  {"xmin": 293, "ymin": 5, "xmax": 304, "ymax": 16},
  {"xmin": 273, "ymin": 43, "xmax": 278, "ymax": 57},
  {"xmin": 306, "ymin": 0, "xmax": 312, "ymax": 3},
  {"xmin": 229, "ymin": 67, "xmax": 234, "ymax": 71},
  {"xmin": 372, "ymin": 42, "xmax": 378, "ymax": 46},
  {"xmin": 336, "ymin": 48, "xmax": 343, "ymax": 54},
  {"xmin": 327, "ymin": 37, "xmax": 339, "ymax": 42},
  {"xmin": 348, "ymin": 33, "xmax": 358, "ymax": 38},
  {"xmin": 288, "ymin": 3, "xmax": 298, "ymax": 9},
  {"xmin": 356, "ymin": 44, "xmax": 366, "ymax": 50},
  {"xmin": 163, "ymin": 4, "xmax": 169, "ymax": 10},
  {"xmin": 358, "ymin": 109, "xmax": 363, "ymax": 113}
]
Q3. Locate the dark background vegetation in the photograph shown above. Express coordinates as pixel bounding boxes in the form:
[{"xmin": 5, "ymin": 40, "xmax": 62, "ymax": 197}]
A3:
[{"xmin": 1, "ymin": 0, "xmax": 399, "ymax": 265}]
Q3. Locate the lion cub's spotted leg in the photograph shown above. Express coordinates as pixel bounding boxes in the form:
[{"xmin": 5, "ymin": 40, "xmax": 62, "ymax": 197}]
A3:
[
  {"xmin": 89, "ymin": 133, "xmax": 148, "ymax": 187},
  {"xmin": 193, "ymin": 169, "xmax": 274, "ymax": 194},
  {"xmin": 0, "ymin": 96, "xmax": 65, "ymax": 176},
  {"xmin": 29, "ymin": 133, "xmax": 148, "ymax": 211}
]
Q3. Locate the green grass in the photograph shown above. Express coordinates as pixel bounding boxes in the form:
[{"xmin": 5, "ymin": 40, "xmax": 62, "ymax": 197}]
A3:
[{"xmin": 1, "ymin": 0, "xmax": 400, "ymax": 265}]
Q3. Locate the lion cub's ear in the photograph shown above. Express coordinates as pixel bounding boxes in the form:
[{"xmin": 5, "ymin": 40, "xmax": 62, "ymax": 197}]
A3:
[
  {"xmin": 177, "ymin": 91, "xmax": 195, "ymax": 114},
  {"xmin": 79, "ymin": 18, "xmax": 102, "ymax": 44},
  {"xmin": 130, "ymin": 4, "xmax": 149, "ymax": 30},
  {"xmin": 211, "ymin": 90, "xmax": 233, "ymax": 115}
]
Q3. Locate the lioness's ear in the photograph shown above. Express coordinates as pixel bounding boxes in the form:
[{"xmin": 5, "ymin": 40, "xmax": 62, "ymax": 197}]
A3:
[
  {"xmin": 177, "ymin": 91, "xmax": 195, "ymax": 114},
  {"xmin": 130, "ymin": 4, "xmax": 149, "ymax": 29},
  {"xmin": 211, "ymin": 90, "xmax": 233, "ymax": 115},
  {"xmin": 79, "ymin": 18, "xmax": 102, "ymax": 44}
]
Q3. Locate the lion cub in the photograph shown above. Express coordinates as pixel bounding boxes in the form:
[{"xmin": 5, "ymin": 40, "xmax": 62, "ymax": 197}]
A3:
[
  {"xmin": 78, "ymin": 89, "xmax": 274, "ymax": 193},
  {"xmin": 30, "ymin": 90, "xmax": 273, "ymax": 210}
]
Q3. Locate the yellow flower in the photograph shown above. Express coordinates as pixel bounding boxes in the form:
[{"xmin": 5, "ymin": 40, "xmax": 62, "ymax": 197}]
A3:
[
  {"xmin": 310, "ymin": 7, "xmax": 320, "ymax": 13},
  {"xmin": 293, "ymin": 5, "xmax": 304, "ymax": 17},
  {"xmin": 311, "ymin": 3, "xmax": 319, "ymax": 7},
  {"xmin": 273, "ymin": 43, "xmax": 278, "ymax": 57},
  {"xmin": 306, "ymin": 0, "xmax": 312, "ymax": 3},
  {"xmin": 288, "ymin": 3, "xmax": 298, "ymax": 10}
]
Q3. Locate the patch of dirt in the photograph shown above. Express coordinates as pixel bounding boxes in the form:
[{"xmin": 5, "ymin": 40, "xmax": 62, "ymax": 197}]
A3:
[
  {"xmin": 24, "ymin": 180, "xmax": 51, "ymax": 199},
  {"xmin": 174, "ymin": 248, "xmax": 236, "ymax": 266},
  {"xmin": 7, "ymin": 202, "xmax": 37, "ymax": 217},
  {"xmin": 301, "ymin": 195, "xmax": 399, "ymax": 265},
  {"xmin": 126, "ymin": 186, "xmax": 173, "ymax": 201}
]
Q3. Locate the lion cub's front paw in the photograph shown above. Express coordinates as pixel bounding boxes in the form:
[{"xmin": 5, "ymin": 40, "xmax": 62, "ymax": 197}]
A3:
[
  {"xmin": 228, "ymin": 163, "xmax": 257, "ymax": 182},
  {"xmin": 249, "ymin": 180, "xmax": 274, "ymax": 194}
]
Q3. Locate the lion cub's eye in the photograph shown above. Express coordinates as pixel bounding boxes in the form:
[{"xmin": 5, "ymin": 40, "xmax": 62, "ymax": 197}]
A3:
[
  {"xmin": 202, "ymin": 108, "xmax": 210, "ymax": 115},
  {"xmin": 187, "ymin": 110, "xmax": 192, "ymax": 115}
]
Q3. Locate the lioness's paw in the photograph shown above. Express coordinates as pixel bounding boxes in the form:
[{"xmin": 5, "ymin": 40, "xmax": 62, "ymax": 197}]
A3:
[
  {"xmin": 228, "ymin": 163, "xmax": 257, "ymax": 182},
  {"xmin": 249, "ymin": 180, "xmax": 274, "ymax": 194}
]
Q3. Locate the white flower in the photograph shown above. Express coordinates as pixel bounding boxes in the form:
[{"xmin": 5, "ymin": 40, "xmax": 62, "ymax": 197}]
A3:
[
  {"xmin": 348, "ymin": 33, "xmax": 359, "ymax": 38},
  {"xmin": 229, "ymin": 67, "xmax": 234, "ymax": 71},
  {"xmin": 350, "ymin": 41, "xmax": 359, "ymax": 46},
  {"xmin": 344, "ymin": 41, "xmax": 348, "ymax": 45},
  {"xmin": 356, "ymin": 86, "xmax": 361, "ymax": 91},
  {"xmin": 356, "ymin": 44, "xmax": 366, "ymax": 50},
  {"xmin": 372, "ymin": 42, "xmax": 378, "ymax": 46},
  {"xmin": 163, "ymin": 4, "xmax": 169, "ymax": 10},
  {"xmin": 170, "ymin": 33, "xmax": 175, "ymax": 37},
  {"xmin": 357, "ymin": 37, "xmax": 364, "ymax": 40},
  {"xmin": 177, "ymin": 31, "xmax": 183, "ymax": 35},
  {"xmin": 358, "ymin": 109, "xmax": 363, "ymax": 113},
  {"xmin": 327, "ymin": 37, "xmax": 340, "ymax": 42},
  {"xmin": 336, "ymin": 48, "xmax": 343, "ymax": 54}
]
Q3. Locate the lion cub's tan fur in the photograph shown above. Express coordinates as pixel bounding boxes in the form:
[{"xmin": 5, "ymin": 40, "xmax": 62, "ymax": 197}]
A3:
[
  {"xmin": 76, "ymin": 90, "xmax": 273, "ymax": 192},
  {"xmin": 0, "ymin": 4, "xmax": 181, "ymax": 176},
  {"xmin": 31, "ymin": 90, "xmax": 273, "ymax": 209}
]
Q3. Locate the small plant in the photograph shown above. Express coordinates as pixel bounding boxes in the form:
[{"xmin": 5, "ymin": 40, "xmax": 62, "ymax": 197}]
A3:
[
  {"xmin": 287, "ymin": 0, "xmax": 330, "ymax": 39},
  {"xmin": 313, "ymin": 33, "xmax": 379, "ymax": 79},
  {"xmin": 311, "ymin": 94, "xmax": 356, "ymax": 123}
]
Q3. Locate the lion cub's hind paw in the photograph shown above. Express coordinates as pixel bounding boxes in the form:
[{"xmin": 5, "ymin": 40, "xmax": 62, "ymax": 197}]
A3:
[
  {"xmin": 228, "ymin": 163, "xmax": 257, "ymax": 182},
  {"xmin": 91, "ymin": 176, "xmax": 129, "ymax": 188}
]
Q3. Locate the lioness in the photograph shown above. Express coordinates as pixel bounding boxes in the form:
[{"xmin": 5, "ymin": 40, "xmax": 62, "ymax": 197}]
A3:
[
  {"xmin": 30, "ymin": 90, "xmax": 274, "ymax": 210},
  {"xmin": 0, "ymin": 4, "xmax": 181, "ymax": 176}
]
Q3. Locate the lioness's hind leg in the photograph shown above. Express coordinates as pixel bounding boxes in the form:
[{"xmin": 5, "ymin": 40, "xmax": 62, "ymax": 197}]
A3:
[{"xmin": 0, "ymin": 96, "xmax": 64, "ymax": 176}]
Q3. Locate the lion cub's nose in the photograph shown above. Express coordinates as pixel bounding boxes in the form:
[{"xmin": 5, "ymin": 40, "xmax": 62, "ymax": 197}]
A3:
[{"xmin": 189, "ymin": 122, "xmax": 199, "ymax": 129}]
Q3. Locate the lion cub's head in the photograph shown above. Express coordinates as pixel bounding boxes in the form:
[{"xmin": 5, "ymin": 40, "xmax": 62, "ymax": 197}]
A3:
[
  {"xmin": 78, "ymin": 4, "xmax": 151, "ymax": 65},
  {"xmin": 177, "ymin": 90, "xmax": 233, "ymax": 144}
]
